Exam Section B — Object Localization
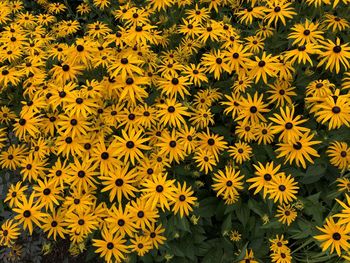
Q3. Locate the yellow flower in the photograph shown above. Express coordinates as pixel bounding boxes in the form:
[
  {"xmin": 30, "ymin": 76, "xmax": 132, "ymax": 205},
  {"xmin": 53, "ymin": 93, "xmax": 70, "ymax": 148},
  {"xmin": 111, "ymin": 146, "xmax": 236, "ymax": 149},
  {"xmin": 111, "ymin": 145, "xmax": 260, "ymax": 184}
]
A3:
[{"xmin": 315, "ymin": 217, "xmax": 350, "ymax": 256}]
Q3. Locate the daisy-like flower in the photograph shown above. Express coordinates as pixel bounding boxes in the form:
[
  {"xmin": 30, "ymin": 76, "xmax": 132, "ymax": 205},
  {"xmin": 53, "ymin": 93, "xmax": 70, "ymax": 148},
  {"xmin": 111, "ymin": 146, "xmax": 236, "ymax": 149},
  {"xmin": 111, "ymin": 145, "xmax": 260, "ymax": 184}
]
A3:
[
  {"xmin": 201, "ymin": 49, "xmax": 231, "ymax": 80},
  {"xmin": 267, "ymin": 173, "xmax": 299, "ymax": 204},
  {"xmin": 270, "ymin": 235, "xmax": 289, "ymax": 253},
  {"xmin": 212, "ymin": 165, "xmax": 244, "ymax": 201},
  {"xmin": 0, "ymin": 219, "xmax": 20, "ymax": 246},
  {"xmin": 288, "ymin": 20, "xmax": 324, "ymax": 45},
  {"xmin": 105, "ymin": 204, "xmax": 137, "ymax": 237},
  {"xmin": 327, "ymin": 141, "xmax": 350, "ymax": 172},
  {"xmin": 323, "ymin": 14, "xmax": 350, "ymax": 32},
  {"xmin": 144, "ymin": 224, "xmax": 166, "ymax": 249},
  {"xmin": 235, "ymin": 92, "xmax": 269, "ymax": 125},
  {"xmin": 141, "ymin": 173, "xmax": 176, "ymax": 211},
  {"xmin": 223, "ymin": 42, "xmax": 252, "ymax": 73},
  {"xmin": 92, "ymin": 227, "xmax": 129, "ymax": 263},
  {"xmin": 221, "ymin": 92, "xmax": 242, "ymax": 119},
  {"xmin": 247, "ymin": 162, "xmax": 283, "ymax": 198},
  {"xmin": 318, "ymin": 38, "xmax": 350, "ymax": 73},
  {"xmin": 264, "ymin": 0, "xmax": 296, "ymax": 26},
  {"xmin": 314, "ymin": 217, "xmax": 350, "ymax": 256},
  {"xmin": 13, "ymin": 193, "xmax": 46, "ymax": 235},
  {"xmin": 236, "ymin": 6, "xmax": 266, "ymax": 25},
  {"xmin": 197, "ymin": 129, "xmax": 227, "ymax": 161},
  {"xmin": 228, "ymin": 141, "xmax": 253, "ymax": 164},
  {"xmin": 156, "ymin": 129, "xmax": 186, "ymax": 164},
  {"xmin": 283, "ymin": 43, "xmax": 321, "ymax": 66},
  {"xmin": 276, "ymin": 204, "xmax": 297, "ymax": 226},
  {"xmin": 193, "ymin": 149, "xmax": 216, "ymax": 174},
  {"xmin": 41, "ymin": 209, "xmax": 67, "ymax": 241},
  {"xmin": 99, "ymin": 164, "xmax": 138, "ymax": 202},
  {"xmin": 157, "ymin": 98, "xmax": 190, "ymax": 128},
  {"xmin": 158, "ymin": 73, "xmax": 191, "ymax": 99},
  {"xmin": 229, "ymin": 230, "xmax": 241, "ymax": 242},
  {"xmin": 112, "ymin": 128, "xmax": 150, "ymax": 165},
  {"xmin": 172, "ymin": 182, "xmax": 197, "ymax": 218},
  {"xmin": 4, "ymin": 182, "xmax": 28, "ymax": 208},
  {"xmin": 129, "ymin": 235, "xmax": 153, "ymax": 256},
  {"xmin": 276, "ymin": 132, "xmax": 321, "ymax": 169},
  {"xmin": 248, "ymin": 52, "xmax": 280, "ymax": 84},
  {"xmin": 314, "ymin": 94, "xmax": 350, "ymax": 129},
  {"xmin": 269, "ymin": 106, "xmax": 309, "ymax": 143}
]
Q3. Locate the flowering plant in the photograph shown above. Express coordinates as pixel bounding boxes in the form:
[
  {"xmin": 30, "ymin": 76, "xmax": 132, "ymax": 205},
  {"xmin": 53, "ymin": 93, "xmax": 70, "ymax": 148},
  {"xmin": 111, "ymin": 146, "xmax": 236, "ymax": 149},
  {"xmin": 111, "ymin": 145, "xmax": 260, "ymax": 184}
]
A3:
[{"xmin": 0, "ymin": 0, "xmax": 350, "ymax": 262}]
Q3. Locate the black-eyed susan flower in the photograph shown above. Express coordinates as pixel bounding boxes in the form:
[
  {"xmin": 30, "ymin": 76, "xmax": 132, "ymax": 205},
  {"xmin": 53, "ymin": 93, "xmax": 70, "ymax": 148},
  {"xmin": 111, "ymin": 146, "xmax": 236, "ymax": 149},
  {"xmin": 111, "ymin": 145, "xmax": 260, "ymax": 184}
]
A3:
[
  {"xmin": 318, "ymin": 38, "xmax": 350, "ymax": 73},
  {"xmin": 13, "ymin": 112, "xmax": 41, "ymax": 140},
  {"xmin": 65, "ymin": 209, "xmax": 99, "ymax": 238},
  {"xmin": 4, "ymin": 182, "xmax": 28, "ymax": 208},
  {"xmin": 201, "ymin": 49, "xmax": 231, "ymax": 80},
  {"xmin": 239, "ymin": 249, "xmax": 258, "ymax": 263},
  {"xmin": 0, "ymin": 219, "xmax": 20, "ymax": 246},
  {"xmin": 156, "ymin": 129, "xmax": 186, "ymax": 164},
  {"xmin": 127, "ymin": 198, "xmax": 159, "ymax": 230},
  {"xmin": 92, "ymin": 227, "xmax": 129, "ymax": 263},
  {"xmin": 315, "ymin": 217, "xmax": 350, "ymax": 256},
  {"xmin": 229, "ymin": 230, "xmax": 241, "ymax": 242},
  {"xmin": 212, "ymin": 165, "xmax": 244, "ymax": 202},
  {"xmin": 41, "ymin": 209, "xmax": 67, "ymax": 241},
  {"xmin": 323, "ymin": 14, "xmax": 350, "ymax": 32},
  {"xmin": 314, "ymin": 94, "xmax": 350, "ymax": 129},
  {"xmin": 267, "ymin": 80, "xmax": 296, "ymax": 107},
  {"xmin": 223, "ymin": 42, "xmax": 252, "ymax": 73},
  {"xmin": 33, "ymin": 178, "xmax": 62, "ymax": 212},
  {"xmin": 267, "ymin": 173, "xmax": 299, "ymax": 204},
  {"xmin": 228, "ymin": 141, "xmax": 253, "ymax": 164},
  {"xmin": 327, "ymin": 141, "xmax": 350, "ymax": 172},
  {"xmin": 99, "ymin": 164, "xmax": 138, "ymax": 202},
  {"xmin": 221, "ymin": 92, "xmax": 242, "ymax": 119},
  {"xmin": 144, "ymin": 224, "xmax": 166, "ymax": 249},
  {"xmin": 90, "ymin": 137, "xmax": 121, "ymax": 175},
  {"xmin": 235, "ymin": 121, "xmax": 256, "ymax": 142},
  {"xmin": 141, "ymin": 173, "xmax": 176, "ymax": 211},
  {"xmin": 235, "ymin": 94, "xmax": 267, "ymax": 127},
  {"xmin": 172, "ymin": 182, "xmax": 197, "ymax": 218},
  {"xmin": 129, "ymin": 235, "xmax": 153, "ymax": 256},
  {"xmin": 106, "ymin": 204, "xmax": 137, "ymax": 237},
  {"xmin": 270, "ymin": 235, "xmax": 289, "ymax": 253},
  {"xmin": 255, "ymin": 123, "xmax": 275, "ymax": 145},
  {"xmin": 288, "ymin": 20, "xmax": 324, "ymax": 45},
  {"xmin": 276, "ymin": 204, "xmax": 297, "ymax": 226},
  {"xmin": 236, "ymin": 6, "xmax": 266, "ymax": 25},
  {"xmin": 248, "ymin": 52, "xmax": 280, "ymax": 84},
  {"xmin": 193, "ymin": 149, "xmax": 216, "ymax": 175},
  {"xmin": 197, "ymin": 129, "xmax": 228, "ymax": 161},
  {"xmin": 0, "ymin": 145, "xmax": 27, "ymax": 170},
  {"xmin": 13, "ymin": 193, "xmax": 46, "ymax": 235},
  {"xmin": 247, "ymin": 162, "xmax": 283, "ymax": 198},
  {"xmin": 270, "ymin": 106, "xmax": 309, "ymax": 143},
  {"xmin": 276, "ymin": 132, "xmax": 321, "ymax": 168},
  {"xmin": 157, "ymin": 98, "xmax": 190, "ymax": 128},
  {"xmin": 66, "ymin": 157, "xmax": 99, "ymax": 193},
  {"xmin": 264, "ymin": 0, "xmax": 296, "ymax": 26},
  {"xmin": 113, "ymin": 128, "xmax": 150, "ymax": 165}
]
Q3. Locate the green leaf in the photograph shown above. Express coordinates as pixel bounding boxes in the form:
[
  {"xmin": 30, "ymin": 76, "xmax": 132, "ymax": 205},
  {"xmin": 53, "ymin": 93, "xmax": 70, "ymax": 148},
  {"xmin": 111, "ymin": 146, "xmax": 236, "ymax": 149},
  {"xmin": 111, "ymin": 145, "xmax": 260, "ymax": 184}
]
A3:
[
  {"xmin": 248, "ymin": 199, "xmax": 264, "ymax": 217},
  {"xmin": 234, "ymin": 242, "xmax": 248, "ymax": 262},
  {"xmin": 221, "ymin": 214, "xmax": 232, "ymax": 234},
  {"xmin": 196, "ymin": 197, "xmax": 219, "ymax": 218},
  {"xmin": 235, "ymin": 206, "xmax": 250, "ymax": 228},
  {"xmin": 300, "ymin": 164, "xmax": 327, "ymax": 184}
]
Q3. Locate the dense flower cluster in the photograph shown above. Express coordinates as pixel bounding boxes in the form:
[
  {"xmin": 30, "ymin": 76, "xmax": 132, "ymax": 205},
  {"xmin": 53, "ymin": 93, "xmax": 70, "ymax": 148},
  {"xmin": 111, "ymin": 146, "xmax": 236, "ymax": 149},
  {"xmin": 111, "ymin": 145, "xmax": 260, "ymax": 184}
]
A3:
[{"xmin": 0, "ymin": 0, "xmax": 349, "ymax": 262}]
